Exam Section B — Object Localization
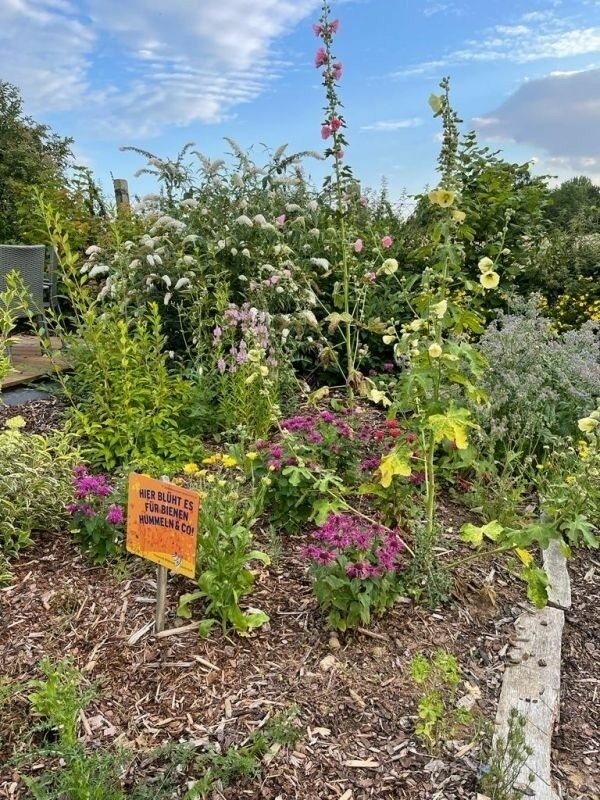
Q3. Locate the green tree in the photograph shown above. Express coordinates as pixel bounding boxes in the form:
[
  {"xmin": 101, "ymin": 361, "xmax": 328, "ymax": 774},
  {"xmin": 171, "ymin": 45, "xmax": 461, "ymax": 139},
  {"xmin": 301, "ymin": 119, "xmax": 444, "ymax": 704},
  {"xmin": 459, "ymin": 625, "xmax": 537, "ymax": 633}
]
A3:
[{"xmin": 0, "ymin": 81, "xmax": 73, "ymax": 242}]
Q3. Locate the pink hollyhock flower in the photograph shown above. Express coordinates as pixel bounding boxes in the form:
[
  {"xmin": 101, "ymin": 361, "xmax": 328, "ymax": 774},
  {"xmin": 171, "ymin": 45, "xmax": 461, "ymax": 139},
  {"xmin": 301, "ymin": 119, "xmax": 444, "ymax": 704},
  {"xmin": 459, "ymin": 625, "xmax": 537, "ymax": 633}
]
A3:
[
  {"xmin": 335, "ymin": 148, "xmax": 345, "ymax": 160},
  {"xmin": 364, "ymin": 271, "xmax": 377, "ymax": 283},
  {"xmin": 276, "ymin": 214, "xmax": 286, "ymax": 226},
  {"xmin": 330, "ymin": 18, "xmax": 340, "ymax": 33},
  {"xmin": 312, "ymin": 22, "xmax": 323, "ymax": 37},
  {"xmin": 321, "ymin": 124, "xmax": 332, "ymax": 140},
  {"xmin": 354, "ymin": 238, "xmax": 364, "ymax": 253},
  {"xmin": 359, "ymin": 195, "xmax": 368, "ymax": 206},
  {"xmin": 333, "ymin": 62, "xmax": 343, "ymax": 80},
  {"xmin": 315, "ymin": 47, "xmax": 327, "ymax": 68},
  {"xmin": 381, "ymin": 235, "xmax": 393, "ymax": 248},
  {"xmin": 330, "ymin": 117, "xmax": 342, "ymax": 131}
]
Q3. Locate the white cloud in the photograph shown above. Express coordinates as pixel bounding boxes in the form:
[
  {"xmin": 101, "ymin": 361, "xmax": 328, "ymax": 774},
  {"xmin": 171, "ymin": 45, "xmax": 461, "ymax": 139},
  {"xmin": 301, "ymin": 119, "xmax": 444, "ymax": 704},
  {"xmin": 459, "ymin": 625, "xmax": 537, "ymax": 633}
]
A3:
[
  {"xmin": 474, "ymin": 68, "xmax": 600, "ymax": 177},
  {"xmin": 392, "ymin": 9, "xmax": 600, "ymax": 78},
  {"xmin": 361, "ymin": 118, "xmax": 424, "ymax": 132},
  {"xmin": 0, "ymin": 0, "xmax": 320, "ymax": 134},
  {"xmin": 0, "ymin": 0, "xmax": 93, "ymax": 112}
]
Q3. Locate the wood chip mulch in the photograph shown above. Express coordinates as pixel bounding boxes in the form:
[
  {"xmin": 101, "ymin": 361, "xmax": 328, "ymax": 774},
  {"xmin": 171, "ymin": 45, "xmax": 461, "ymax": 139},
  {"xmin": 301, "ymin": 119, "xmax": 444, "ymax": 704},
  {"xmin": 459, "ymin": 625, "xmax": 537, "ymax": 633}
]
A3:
[
  {"xmin": 0, "ymin": 396, "xmax": 68, "ymax": 434},
  {"xmin": 552, "ymin": 553, "xmax": 600, "ymax": 800},
  {"xmin": 1, "ymin": 522, "xmax": 526, "ymax": 799}
]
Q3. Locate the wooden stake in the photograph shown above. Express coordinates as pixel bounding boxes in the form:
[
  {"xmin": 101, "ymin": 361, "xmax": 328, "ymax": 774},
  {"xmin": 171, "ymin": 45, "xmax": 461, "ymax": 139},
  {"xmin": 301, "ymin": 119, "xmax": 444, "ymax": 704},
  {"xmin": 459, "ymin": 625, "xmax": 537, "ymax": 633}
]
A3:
[
  {"xmin": 154, "ymin": 474, "xmax": 171, "ymax": 633},
  {"xmin": 155, "ymin": 565, "xmax": 168, "ymax": 633}
]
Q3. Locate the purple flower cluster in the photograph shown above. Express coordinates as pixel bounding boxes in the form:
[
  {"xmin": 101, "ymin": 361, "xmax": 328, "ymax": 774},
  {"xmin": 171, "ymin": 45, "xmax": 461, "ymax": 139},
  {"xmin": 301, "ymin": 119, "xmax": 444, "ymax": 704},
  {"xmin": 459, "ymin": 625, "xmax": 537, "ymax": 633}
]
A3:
[
  {"xmin": 68, "ymin": 465, "xmax": 125, "ymax": 526},
  {"xmin": 214, "ymin": 303, "xmax": 278, "ymax": 373},
  {"xmin": 281, "ymin": 409, "xmax": 354, "ymax": 440},
  {"xmin": 301, "ymin": 513, "xmax": 405, "ymax": 579}
]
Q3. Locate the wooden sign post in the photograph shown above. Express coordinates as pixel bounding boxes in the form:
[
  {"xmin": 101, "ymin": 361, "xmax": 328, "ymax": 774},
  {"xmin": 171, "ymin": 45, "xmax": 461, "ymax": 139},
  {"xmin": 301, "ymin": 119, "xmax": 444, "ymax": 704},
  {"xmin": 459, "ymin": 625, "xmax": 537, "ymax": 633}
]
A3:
[{"xmin": 126, "ymin": 473, "xmax": 200, "ymax": 633}]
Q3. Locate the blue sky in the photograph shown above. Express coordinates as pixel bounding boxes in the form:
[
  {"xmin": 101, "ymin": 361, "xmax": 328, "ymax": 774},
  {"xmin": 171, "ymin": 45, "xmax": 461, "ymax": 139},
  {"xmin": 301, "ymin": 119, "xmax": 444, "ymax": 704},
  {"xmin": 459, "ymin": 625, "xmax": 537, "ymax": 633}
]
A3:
[{"xmin": 2, "ymin": 0, "xmax": 600, "ymax": 201}]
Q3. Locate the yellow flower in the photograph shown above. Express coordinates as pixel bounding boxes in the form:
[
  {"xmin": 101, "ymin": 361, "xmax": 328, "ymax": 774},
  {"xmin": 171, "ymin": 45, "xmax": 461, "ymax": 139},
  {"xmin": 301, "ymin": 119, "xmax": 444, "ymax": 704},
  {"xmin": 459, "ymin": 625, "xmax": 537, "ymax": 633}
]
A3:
[
  {"xmin": 222, "ymin": 455, "xmax": 238, "ymax": 468},
  {"xmin": 478, "ymin": 256, "xmax": 494, "ymax": 273},
  {"xmin": 431, "ymin": 299, "xmax": 447, "ymax": 319},
  {"xmin": 260, "ymin": 365, "xmax": 269, "ymax": 377},
  {"xmin": 480, "ymin": 271, "xmax": 500, "ymax": 289},
  {"xmin": 205, "ymin": 474, "xmax": 215, "ymax": 483},
  {"xmin": 428, "ymin": 188, "xmax": 456, "ymax": 207},
  {"xmin": 409, "ymin": 318, "xmax": 425, "ymax": 331},
  {"xmin": 5, "ymin": 415, "xmax": 26, "ymax": 430},
  {"xmin": 428, "ymin": 343, "xmax": 443, "ymax": 358},
  {"xmin": 246, "ymin": 451, "xmax": 259, "ymax": 461},
  {"xmin": 578, "ymin": 440, "xmax": 590, "ymax": 459},
  {"xmin": 183, "ymin": 462, "xmax": 199, "ymax": 475},
  {"xmin": 202, "ymin": 453, "xmax": 222, "ymax": 465},
  {"xmin": 578, "ymin": 416, "xmax": 599, "ymax": 433},
  {"xmin": 378, "ymin": 258, "xmax": 399, "ymax": 275},
  {"xmin": 451, "ymin": 209, "xmax": 466, "ymax": 224},
  {"xmin": 382, "ymin": 334, "xmax": 396, "ymax": 344},
  {"xmin": 217, "ymin": 479, "xmax": 227, "ymax": 487},
  {"xmin": 565, "ymin": 475, "xmax": 576, "ymax": 485}
]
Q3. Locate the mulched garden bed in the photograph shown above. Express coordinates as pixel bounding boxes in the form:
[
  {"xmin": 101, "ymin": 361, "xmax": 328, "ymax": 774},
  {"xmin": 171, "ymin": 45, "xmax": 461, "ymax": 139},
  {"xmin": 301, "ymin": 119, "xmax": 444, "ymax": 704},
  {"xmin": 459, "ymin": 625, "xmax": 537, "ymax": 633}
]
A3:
[
  {"xmin": 0, "ymin": 395, "xmax": 68, "ymax": 434},
  {"xmin": 2, "ymin": 519, "xmax": 530, "ymax": 800},
  {"xmin": 552, "ymin": 554, "xmax": 600, "ymax": 800}
]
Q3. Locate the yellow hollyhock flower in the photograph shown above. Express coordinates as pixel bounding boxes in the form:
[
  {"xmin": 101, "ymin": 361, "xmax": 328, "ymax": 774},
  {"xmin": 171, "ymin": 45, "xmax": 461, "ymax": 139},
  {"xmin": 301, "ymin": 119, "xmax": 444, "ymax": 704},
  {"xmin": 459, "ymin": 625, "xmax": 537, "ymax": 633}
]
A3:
[
  {"xmin": 480, "ymin": 271, "xmax": 500, "ymax": 289},
  {"xmin": 378, "ymin": 258, "xmax": 399, "ymax": 275},
  {"xmin": 409, "ymin": 318, "xmax": 425, "ymax": 331},
  {"xmin": 431, "ymin": 299, "xmax": 447, "ymax": 319},
  {"xmin": 578, "ymin": 416, "xmax": 599, "ymax": 433},
  {"xmin": 478, "ymin": 256, "xmax": 494, "ymax": 273},
  {"xmin": 451, "ymin": 209, "xmax": 466, "ymax": 223},
  {"xmin": 428, "ymin": 188, "xmax": 456, "ymax": 207},
  {"xmin": 382, "ymin": 334, "xmax": 396, "ymax": 344},
  {"xmin": 428, "ymin": 343, "xmax": 443, "ymax": 358}
]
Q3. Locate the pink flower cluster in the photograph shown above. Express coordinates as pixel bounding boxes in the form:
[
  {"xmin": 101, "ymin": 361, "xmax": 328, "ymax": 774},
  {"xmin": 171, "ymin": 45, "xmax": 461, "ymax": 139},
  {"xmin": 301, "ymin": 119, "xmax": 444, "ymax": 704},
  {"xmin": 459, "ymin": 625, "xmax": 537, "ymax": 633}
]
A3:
[
  {"xmin": 68, "ymin": 465, "xmax": 125, "ymax": 526},
  {"xmin": 301, "ymin": 513, "xmax": 406, "ymax": 578},
  {"xmin": 313, "ymin": 17, "xmax": 343, "ymax": 83}
]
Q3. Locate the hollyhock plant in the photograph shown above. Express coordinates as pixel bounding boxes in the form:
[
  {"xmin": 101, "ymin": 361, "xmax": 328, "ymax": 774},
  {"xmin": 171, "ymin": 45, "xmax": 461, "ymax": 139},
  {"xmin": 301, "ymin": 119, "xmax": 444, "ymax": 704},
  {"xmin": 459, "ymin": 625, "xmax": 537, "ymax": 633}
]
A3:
[
  {"xmin": 68, "ymin": 466, "xmax": 125, "ymax": 562},
  {"xmin": 301, "ymin": 513, "xmax": 408, "ymax": 630}
]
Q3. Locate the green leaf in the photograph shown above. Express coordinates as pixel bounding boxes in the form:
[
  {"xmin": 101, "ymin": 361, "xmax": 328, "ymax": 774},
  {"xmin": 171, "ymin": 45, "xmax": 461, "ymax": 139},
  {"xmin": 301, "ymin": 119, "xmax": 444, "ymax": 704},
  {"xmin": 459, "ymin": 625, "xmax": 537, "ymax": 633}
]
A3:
[
  {"xmin": 460, "ymin": 520, "xmax": 503, "ymax": 548},
  {"xmin": 247, "ymin": 549, "xmax": 271, "ymax": 566},
  {"xmin": 176, "ymin": 590, "xmax": 203, "ymax": 619},
  {"xmin": 522, "ymin": 567, "xmax": 549, "ymax": 608},
  {"xmin": 427, "ymin": 404, "xmax": 477, "ymax": 450},
  {"xmin": 198, "ymin": 619, "xmax": 217, "ymax": 638},
  {"xmin": 378, "ymin": 446, "xmax": 412, "ymax": 488}
]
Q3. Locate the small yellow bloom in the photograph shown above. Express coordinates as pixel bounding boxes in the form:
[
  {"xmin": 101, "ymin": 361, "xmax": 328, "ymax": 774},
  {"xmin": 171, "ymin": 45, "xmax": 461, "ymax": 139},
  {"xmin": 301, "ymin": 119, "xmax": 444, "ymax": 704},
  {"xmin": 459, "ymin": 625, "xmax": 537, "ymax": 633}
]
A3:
[
  {"xmin": 202, "ymin": 453, "xmax": 222, "ymax": 465},
  {"xmin": 409, "ymin": 318, "xmax": 425, "ymax": 331},
  {"xmin": 378, "ymin": 258, "xmax": 399, "ymax": 275},
  {"xmin": 565, "ymin": 475, "xmax": 576, "ymax": 485},
  {"xmin": 262, "ymin": 477, "xmax": 272, "ymax": 486},
  {"xmin": 222, "ymin": 455, "xmax": 238, "ymax": 468},
  {"xmin": 478, "ymin": 256, "xmax": 494, "ymax": 273},
  {"xmin": 205, "ymin": 474, "xmax": 215, "ymax": 483},
  {"xmin": 217, "ymin": 479, "xmax": 227, "ymax": 487},
  {"xmin": 5, "ymin": 415, "xmax": 26, "ymax": 430},
  {"xmin": 260, "ymin": 365, "xmax": 269, "ymax": 377},
  {"xmin": 183, "ymin": 462, "xmax": 199, "ymax": 475},
  {"xmin": 431, "ymin": 299, "xmax": 448, "ymax": 319},
  {"xmin": 480, "ymin": 271, "xmax": 500, "ymax": 289},
  {"xmin": 451, "ymin": 209, "xmax": 466, "ymax": 224},
  {"xmin": 428, "ymin": 343, "xmax": 443, "ymax": 358},
  {"xmin": 246, "ymin": 451, "xmax": 259, "ymax": 461},
  {"xmin": 578, "ymin": 416, "xmax": 599, "ymax": 433},
  {"xmin": 428, "ymin": 188, "xmax": 456, "ymax": 207},
  {"xmin": 578, "ymin": 440, "xmax": 590, "ymax": 459},
  {"xmin": 382, "ymin": 334, "xmax": 396, "ymax": 344}
]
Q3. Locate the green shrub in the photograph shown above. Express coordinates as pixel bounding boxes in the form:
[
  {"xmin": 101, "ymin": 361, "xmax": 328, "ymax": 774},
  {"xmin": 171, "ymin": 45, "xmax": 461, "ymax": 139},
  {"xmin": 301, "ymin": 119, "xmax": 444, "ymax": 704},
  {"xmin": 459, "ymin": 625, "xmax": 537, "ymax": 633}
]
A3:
[
  {"xmin": 0, "ymin": 417, "xmax": 77, "ymax": 556},
  {"xmin": 62, "ymin": 303, "xmax": 203, "ymax": 470}
]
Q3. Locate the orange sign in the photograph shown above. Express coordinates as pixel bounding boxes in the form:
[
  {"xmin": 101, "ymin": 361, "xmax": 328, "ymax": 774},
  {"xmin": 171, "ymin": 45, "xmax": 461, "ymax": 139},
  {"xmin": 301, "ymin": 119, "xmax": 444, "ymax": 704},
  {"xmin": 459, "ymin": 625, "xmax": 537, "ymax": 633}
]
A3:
[{"xmin": 126, "ymin": 473, "xmax": 200, "ymax": 578}]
